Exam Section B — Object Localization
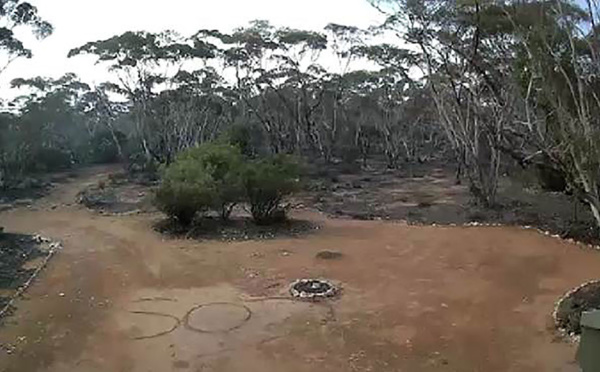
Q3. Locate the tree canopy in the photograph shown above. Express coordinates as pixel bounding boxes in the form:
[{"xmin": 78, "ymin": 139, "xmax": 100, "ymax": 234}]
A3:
[{"xmin": 4, "ymin": 1, "xmax": 600, "ymax": 231}]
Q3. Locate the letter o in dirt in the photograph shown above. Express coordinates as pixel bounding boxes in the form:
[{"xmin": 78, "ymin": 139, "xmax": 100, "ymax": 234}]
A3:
[{"xmin": 184, "ymin": 302, "xmax": 251, "ymax": 333}]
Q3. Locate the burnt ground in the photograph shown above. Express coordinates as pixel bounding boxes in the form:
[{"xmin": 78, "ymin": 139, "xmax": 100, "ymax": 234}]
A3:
[
  {"xmin": 77, "ymin": 170, "xmax": 156, "ymax": 215},
  {"xmin": 0, "ymin": 171, "xmax": 79, "ymax": 212},
  {"xmin": 0, "ymin": 233, "xmax": 45, "ymax": 309},
  {"xmin": 301, "ymin": 161, "xmax": 600, "ymax": 245}
]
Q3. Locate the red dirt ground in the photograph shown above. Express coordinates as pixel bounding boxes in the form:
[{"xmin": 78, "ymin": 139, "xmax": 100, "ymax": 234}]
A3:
[{"xmin": 0, "ymin": 165, "xmax": 596, "ymax": 372}]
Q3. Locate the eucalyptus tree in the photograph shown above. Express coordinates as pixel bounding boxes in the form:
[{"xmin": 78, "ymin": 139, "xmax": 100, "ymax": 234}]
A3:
[
  {"xmin": 77, "ymin": 83, "xmax": 129, "ymax": 162},
  {"xmin": 1, "ymin": 73, "xmax": 90, "ymax": 179},
  {"xmin": 149, "ymin": 67, "xmax": 235, "ymax": 164},
  {"xmin": 195, "ymin": 21, "xmax": 280, "ymax": 149},
  {"xmin": 506, "ymin": 1, "xmax": 600, "ymax": 227},
  {"xmin": 68, "ymin": 31, "xmax": 218, "ymax": 163},
  {"xmin": 368, "ymin": 0, "xmax": 529, "ymax": 205},
  {"xmin": 315, "ymin": 23, "xmax": 369, "ymax": 160},
  {"xmin": 350, "ymin": 43, "xmax": 433, "ymax": 168},
  {"xmin": 196, "ymin": 21, "xmax": 331, "ymax": 155},
  {"xmin": 0, "ymin": 0, "xmax": 52, "ymax": 74},
  {"xmin": 369, "ymin": 0, "xmax": 600, "ymax": 226},
  {"xmin": 0, "ymin": 0, "xmax": 52, "ymax": 189},
  {"xmin": 271, "ymin": 27, "xmax": 329, "ymax": 155}
]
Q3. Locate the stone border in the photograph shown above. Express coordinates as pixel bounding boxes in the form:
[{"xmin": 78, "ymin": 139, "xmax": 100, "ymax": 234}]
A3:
[
  {"xmin": 0, "ymin": 235, "xmax": 62, "ymax": 319},
  {"xmin": 96, "ymin": 209, "xmax": 143, "ymax": 217},
  {"xmin": 404, "ymin": 220, "xmax": 600, "ymax": 251},
  {"xmin": 552, "ymin": 279, "xmax": 600, "ymax": 343},
  {"xmin": 289, "ymin": 279, "xmax": 338, "ymax": 300},
  {"xmin": 318, "ymin": 206, "xmax": 600, "ymax": 251}
]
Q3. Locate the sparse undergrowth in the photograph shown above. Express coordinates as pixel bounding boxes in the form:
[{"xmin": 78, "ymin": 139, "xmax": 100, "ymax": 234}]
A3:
[{"xmin": 303, "ymin": 161, "xmax": 600, "ymax": 246}]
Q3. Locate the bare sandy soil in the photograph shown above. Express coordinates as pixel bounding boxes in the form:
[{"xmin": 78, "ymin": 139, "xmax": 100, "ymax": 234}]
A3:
[{"xmin": 0, "ymin": 165, "xmax": 597, "ymax": 371}]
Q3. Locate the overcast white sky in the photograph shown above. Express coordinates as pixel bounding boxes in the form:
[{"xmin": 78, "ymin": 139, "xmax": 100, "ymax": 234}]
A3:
[{"xmin": 1, "ymin": 0, "xmax": 384, "ymax": 92}]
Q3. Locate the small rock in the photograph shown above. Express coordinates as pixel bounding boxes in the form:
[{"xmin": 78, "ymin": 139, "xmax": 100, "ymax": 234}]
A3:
[
  {"xmin": 315, "ymin": 250, "xmax": 343, "ymax": 260},
  {"xmin": 14, "ymin": 199, "xmax": 33, "ymax": 207}
]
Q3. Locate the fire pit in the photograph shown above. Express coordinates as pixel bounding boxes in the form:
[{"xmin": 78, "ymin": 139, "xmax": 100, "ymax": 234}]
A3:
[{"xmin": 289, "ymin": 279, "xmax": 338, "ymax": 299}]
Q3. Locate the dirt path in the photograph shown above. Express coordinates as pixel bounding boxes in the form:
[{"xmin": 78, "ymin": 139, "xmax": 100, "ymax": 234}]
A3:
[{"xmin": 0, "ymin": 166, "xmax": 596, "ymax": 371}]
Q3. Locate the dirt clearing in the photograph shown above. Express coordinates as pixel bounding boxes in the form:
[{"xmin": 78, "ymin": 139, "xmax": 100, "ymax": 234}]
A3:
[{"xmin": 0, "ymin": 166, "xmax": 596, "ymax": 371}]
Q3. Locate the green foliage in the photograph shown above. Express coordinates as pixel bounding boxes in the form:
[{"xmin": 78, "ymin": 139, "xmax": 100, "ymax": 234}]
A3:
[
  {"xmin": 68, "ymin": 31, "xmax": 215, "ymax": 69},
  {"xmin": 0, "ymin": 1, "xmax": 52, "ymax": 59},
  {"xmin": 154, "ymin": 144, "xmax": 245, "ymax": 224},
  {"xmin": 243, "ymin": 154, "xmax": 300, "ymax": 225},
  {"xmin": 0, "ymin": 73, "xmax": 92, "ymax": 185},
  {"xmin": 276, "ymin": 28, "xmax": 328, "ymax": 51},
  {"xmin": 155, "ymin": 144, "xmax": 300, "ymax": 226},
  {"xmin": 154, "ymin": 160, "xmax": 214, "ymax": 225},
  {"xmin": 221, "ymin": 123, "xmax": 264, "ymax": 158},
  {"xmin": 179, "ymin": 144, "xmax": 245, "ymax": 219},
  {"xmin": 89, "ymin": 130, "xmax": 127, "ymax": 164}
]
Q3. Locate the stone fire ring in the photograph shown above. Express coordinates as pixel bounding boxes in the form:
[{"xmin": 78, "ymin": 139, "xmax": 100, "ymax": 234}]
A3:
[{"xmin": 289, "ymin": 279, "xmax": 338, "ymax": 300}]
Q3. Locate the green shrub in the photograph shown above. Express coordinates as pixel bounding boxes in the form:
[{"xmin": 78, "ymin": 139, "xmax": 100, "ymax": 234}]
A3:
[
  {"xmin": 154, "ymin": 158, "xmax": 215, "ymax": 225},
  {"xmin": 244, "ymin": 154, "xmax": 300, "ymax": 225},
  {"xmin": 154, "ymin": 144, "xmax": 244, "ymax": 224},
  {"xmin": 222, "ymin": 123, "xmax": 264, "ymax": 158},
  {"xmin": 156, "ymin": 144, "xmax": 301, "ymax": 226},
  {"xmin": 182, "ymin": 144, "xmax": 245, "ymax": 219}
]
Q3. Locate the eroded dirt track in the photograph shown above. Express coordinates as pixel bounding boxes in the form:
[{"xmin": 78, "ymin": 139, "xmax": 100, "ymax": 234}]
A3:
[{"xmin": 0, "ymin": 166, "xmax": 595, "ymax": 371}]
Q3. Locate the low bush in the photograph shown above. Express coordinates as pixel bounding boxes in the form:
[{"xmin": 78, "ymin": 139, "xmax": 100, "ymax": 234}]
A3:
[
  {"xmin": 181, "ymin": 144, "xmax": 245, "ymax": 219},
  {"xmin": 244, "ymin": 154, "xmax": 300, "ymax": 225},
  {"xmin": 154, "ymin": 144, "xmax": 244, "ymax": 224},
  {"xmin": 155, "ymin": 143, "xmax": 301, "ymax": 227},
  {"xmin": 154, "ymin": 159, "xmax": 215, "ymax": 225}
]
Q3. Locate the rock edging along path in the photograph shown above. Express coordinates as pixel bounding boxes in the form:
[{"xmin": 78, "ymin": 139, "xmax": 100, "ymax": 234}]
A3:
[{"xmin": 0, "ymin": 235, "xmax": 62, "ymax": 320}]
